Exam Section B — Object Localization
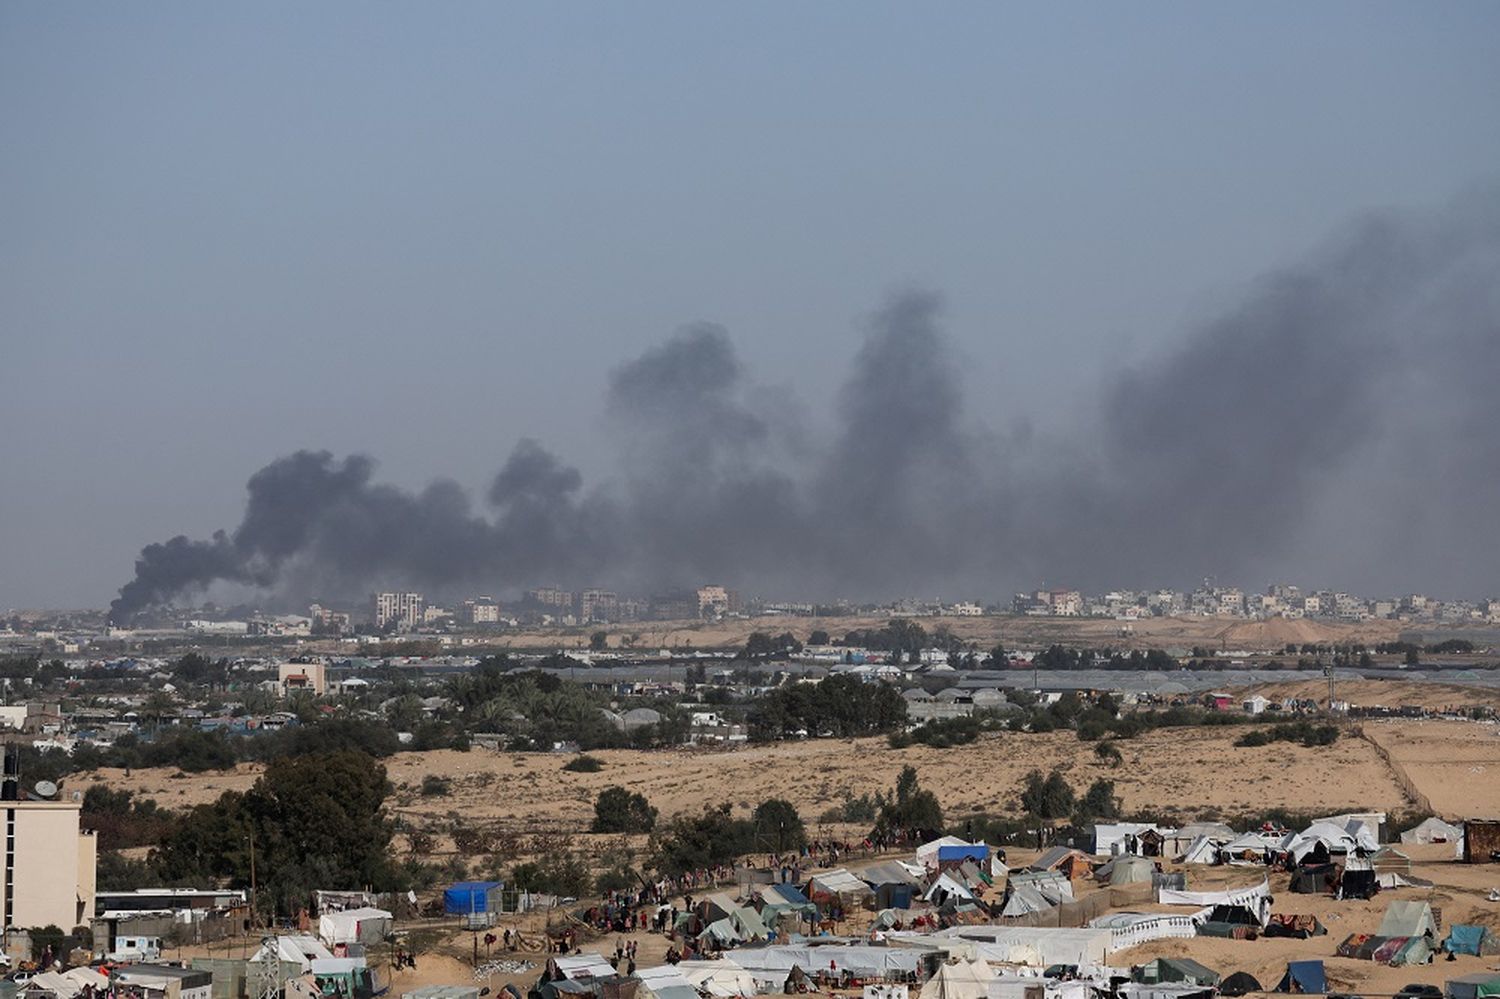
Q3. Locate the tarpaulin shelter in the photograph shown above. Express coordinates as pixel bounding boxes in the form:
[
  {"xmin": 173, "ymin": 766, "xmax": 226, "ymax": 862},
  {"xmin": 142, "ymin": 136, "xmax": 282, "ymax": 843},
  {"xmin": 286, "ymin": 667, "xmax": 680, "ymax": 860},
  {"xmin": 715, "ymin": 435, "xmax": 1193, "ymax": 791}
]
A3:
[
  {"xmin": 444, "ymin": 881, "xmax": 504, "ymax": 915},
  {"xmin": 1447, "ymin": 974, "xmax": 1500, "ymax": 999},
  {"xmin": 1135, "ymin": 959, "xmax": 1219, "ymax": 988},
  {"xmin": 1218, "ymin": 973, "xmax": 1262, "ymax": 997},
  {"xmin": 1445, "ymin": 925, "xmax": 1500, "ymax": 957},
  {"xmin": 1263, "ymin": 914, "xmax": 1325, "ymax": 939},
  {"xmin": 1288, "ymin": 864, "xmax": 1336, "ymax": 895},
  {"xmin": 1274, "ymin": 961, "xmax": 1324, "ymax": 994}
]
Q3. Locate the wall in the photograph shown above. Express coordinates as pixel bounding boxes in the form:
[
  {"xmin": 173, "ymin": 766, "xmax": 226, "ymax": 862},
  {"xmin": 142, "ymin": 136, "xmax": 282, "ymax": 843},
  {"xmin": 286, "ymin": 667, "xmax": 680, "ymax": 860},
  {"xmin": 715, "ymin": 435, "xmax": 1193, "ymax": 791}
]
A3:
[{"xmin": 5, "ymin": 801, "xmax": 92, "ymax": 930}]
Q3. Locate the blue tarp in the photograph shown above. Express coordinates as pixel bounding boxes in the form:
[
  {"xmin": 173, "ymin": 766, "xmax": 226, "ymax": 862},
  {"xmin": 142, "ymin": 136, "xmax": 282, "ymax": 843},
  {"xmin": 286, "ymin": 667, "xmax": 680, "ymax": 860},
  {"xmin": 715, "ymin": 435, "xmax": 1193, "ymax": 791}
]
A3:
[
  {"xmin": 1446, "ymin": 925, "xmax": 1494, "ymax": 956},
  {"xmin": 937, "ymin": 845, "xmax": 990, "ymax": 863},
  {"xmin": 1277, "ymin": 961, "xmax": 1325, "ymax": 994},
  {"xmin": 444, "ymin": 880, "xmax": 503, "ymax": 915},
  {"xmin": 768, "ymin": 884, "xmax": 812, "ymax": 906}
]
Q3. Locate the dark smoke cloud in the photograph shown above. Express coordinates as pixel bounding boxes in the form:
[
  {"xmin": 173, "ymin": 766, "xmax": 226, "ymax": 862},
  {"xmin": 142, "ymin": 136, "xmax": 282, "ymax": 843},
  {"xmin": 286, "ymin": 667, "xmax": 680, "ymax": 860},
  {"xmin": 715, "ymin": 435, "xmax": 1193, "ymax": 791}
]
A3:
[{"xmin": 110, "ymin": 190, "xmax": 1500, "ymax": 620}]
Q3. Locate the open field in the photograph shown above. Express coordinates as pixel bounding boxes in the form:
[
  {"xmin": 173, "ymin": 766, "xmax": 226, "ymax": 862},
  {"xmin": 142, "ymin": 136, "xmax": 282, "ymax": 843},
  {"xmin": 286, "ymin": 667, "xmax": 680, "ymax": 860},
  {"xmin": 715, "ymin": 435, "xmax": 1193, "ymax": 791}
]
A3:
[
  {"xmin": 80, "ymin": 718, "xmax": 1417, "ymax": 837},
  {"xmin": 454, "ymin": 613, "xmax": 1416, "ymax": 653}
]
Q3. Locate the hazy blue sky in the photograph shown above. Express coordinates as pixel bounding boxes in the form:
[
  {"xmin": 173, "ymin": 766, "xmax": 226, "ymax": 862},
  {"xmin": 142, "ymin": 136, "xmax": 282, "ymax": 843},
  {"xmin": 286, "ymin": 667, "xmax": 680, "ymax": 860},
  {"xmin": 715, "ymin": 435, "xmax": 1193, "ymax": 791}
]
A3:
[{"xmin": 3, "ymin": 3, "xmax": 1499, "ymax": 609}]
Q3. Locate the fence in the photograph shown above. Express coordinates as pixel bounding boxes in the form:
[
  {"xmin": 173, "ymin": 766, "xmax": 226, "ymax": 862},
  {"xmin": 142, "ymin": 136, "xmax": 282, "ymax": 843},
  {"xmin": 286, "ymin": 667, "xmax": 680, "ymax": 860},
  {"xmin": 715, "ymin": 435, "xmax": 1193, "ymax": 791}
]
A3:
[
  {"xmin": 1357, "ymin": 726, "xmax": 1432, "ymax": 816},
  {"xmin": 1105, "ymin": 914, "xmax": 1200, "ymax": 951}
]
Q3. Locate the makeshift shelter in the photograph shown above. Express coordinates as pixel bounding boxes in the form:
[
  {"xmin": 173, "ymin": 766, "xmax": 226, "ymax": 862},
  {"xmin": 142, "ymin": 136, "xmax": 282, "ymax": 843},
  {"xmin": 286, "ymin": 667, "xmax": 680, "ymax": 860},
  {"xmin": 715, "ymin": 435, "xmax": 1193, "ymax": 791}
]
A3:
[
  {"xmin": 318, "ymin": 906, "xmax": 393, "ymax": 946},
  {"xmin": 1372, "ymin": 846, "xmax": 1412, "ymax": 875},
  {"xmin": 1378, "ymin": 900, "xmax": 1438, "ymax": 939},
  {"xmin": 1136, "ymin": 959, "xmax": 1219, "ymax": 988},
  {"xmin": 1101, "ymin": 855, "xmax": 1155, "ymax": 886},
  {"xmin": 865, "ymin": 861, "xmax": 924, "ymax": 910},
  {"xmin": 1402, "ymin": 816, "xmax": 1462, "ymax": 845},
  {"xmin": 1274, "ymin": 961, "xmax": 1324, "ymax": 994},
  {"xmin": 917, "ymin": 836, "xmax": 975, "ymax": 869},
  {"xmin": 1029, "ymin": 847, "xmax": 1093, "ymax": 882},
  {"xmin": 1218, "ymin": 973, "xmax": 1262, "ymax": 997},
  {"xmin": 918, "ymin": 960, "xmax": 994, "ymax": 999},
  {"xmin": 1286, "ymin": 820, "xmax": 1376, "ymax": 864},
  {"xmin": 1445, "ymin": 925, "xmax": 1500, "ymax": 957},
  {"xmin": 1447, "ymin": 974, "xmax": 1500, "ymax": 999},
  {"xmin": 1263, "ymin": 914, "xmax": 1325, "ymax": 939},
  {"xmin": 444, "ymin": 881, "xmax": 504, "ymax": 916},
  {"xmin": 806, "ymin": 868, "xmax": 875, "ymax": 906},
  {"xmin": 1288, "ymin": 863, "xmax": 1336, "ymax": 895}
]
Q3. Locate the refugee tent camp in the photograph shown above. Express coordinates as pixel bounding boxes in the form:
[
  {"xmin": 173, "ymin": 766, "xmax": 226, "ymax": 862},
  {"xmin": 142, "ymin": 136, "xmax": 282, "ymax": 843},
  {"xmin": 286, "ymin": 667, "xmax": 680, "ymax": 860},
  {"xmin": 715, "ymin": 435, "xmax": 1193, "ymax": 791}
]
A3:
[
  {"xmin": 1274, "ymin": 960, "xmax": 1325, "ymax": 994},
  {"xmin": 1401, "ymin": 817, "xmax": 1462, "ymax": 845}
]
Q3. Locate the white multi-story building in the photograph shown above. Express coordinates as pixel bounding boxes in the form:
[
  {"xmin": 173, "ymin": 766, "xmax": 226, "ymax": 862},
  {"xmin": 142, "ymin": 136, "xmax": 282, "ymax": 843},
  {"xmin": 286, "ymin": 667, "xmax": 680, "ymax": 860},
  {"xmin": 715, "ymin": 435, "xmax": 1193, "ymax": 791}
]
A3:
[
  {"xmin": 373, "ymin": 592, "xmax": 425, "ymax": 631},
  {"xmin": 0, "ymin": 757, "xmax": 96, "ymax": 931}
]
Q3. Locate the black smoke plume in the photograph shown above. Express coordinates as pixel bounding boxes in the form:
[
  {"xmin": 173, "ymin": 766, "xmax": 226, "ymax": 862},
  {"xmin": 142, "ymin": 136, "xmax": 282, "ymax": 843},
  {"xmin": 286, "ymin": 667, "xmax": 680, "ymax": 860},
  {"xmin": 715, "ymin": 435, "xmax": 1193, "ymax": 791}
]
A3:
[{"xmin": 109, "ymin": 190, "xmax": 1500, "ymax": 621}]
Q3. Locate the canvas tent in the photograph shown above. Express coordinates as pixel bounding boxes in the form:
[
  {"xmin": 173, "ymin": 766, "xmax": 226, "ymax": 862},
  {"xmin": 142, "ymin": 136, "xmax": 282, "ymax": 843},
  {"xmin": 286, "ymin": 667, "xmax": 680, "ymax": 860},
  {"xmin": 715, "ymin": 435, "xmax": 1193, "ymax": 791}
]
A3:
[
  {"xmin": 1275, "ymin": 961, "xmax": 1325, "ymax": 994},
  {"xmin": 1378, "ymin": 900, "xmax": 1438, "ymax": 939},
  {"xmin": 1218, "ymin": 973, "xmax": 1262, "ymax": 997},
  {"xmin": 1286, "ymin": 821, "xmax": 1376, "ymax": 864},
  {"xmin": 319, "ymin": 906, "xmax": 393, "ymax": 946},
  {"xmin": 1136, "ymin": 959, "xmax": 1219, "ymax": 988},
  {"xmin": 673, "ymin": 959, "xmax": 758, "ymax": 998},
  {"xmin": 1401, "ymin": 817, "xmax": 1462, "ymax": 845},
  {"xmin": 1100, "ymin": 855, "xmax": 1155, "ymax": 885},
  {"xmin": 807, "ymin": 868, "xmax": 875, "ymax": 904},
  {"xmin": 919, "ymin": 960, "xmax": 995, "ymax": 999}
]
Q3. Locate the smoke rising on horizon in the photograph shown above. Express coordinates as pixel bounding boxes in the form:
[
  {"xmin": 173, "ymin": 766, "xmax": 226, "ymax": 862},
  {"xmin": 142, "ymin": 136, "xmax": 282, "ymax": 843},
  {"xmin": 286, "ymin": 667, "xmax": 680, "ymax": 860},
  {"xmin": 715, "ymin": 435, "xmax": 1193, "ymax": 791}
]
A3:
[{"xmin": 109, "ymin": 192, "xmax": 1500, "ymax": 621}]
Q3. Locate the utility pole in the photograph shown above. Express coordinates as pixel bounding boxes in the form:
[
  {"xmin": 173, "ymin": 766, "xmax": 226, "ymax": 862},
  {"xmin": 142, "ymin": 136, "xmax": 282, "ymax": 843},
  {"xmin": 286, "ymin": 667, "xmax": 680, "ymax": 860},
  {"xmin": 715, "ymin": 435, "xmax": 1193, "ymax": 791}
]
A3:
[{"xmin": 248, "ymin": 832, "xmax": 257, "ymax": 930}]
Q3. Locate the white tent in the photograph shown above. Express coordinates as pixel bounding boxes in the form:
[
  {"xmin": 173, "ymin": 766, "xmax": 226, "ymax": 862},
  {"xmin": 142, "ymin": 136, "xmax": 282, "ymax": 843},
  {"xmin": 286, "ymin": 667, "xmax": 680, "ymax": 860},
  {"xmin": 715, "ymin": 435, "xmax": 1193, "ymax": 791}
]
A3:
[
  {"xmin": 251, "ymin": 935, "xmax": 334, "ymax": 974},
  {"xmin": 920, "ymin": 960, "xmax": 996, "ymax": 999},
  {"xmin": 1286, "ymin": 821, "xmax": 1376, "ymax": 863},
  {"xmin": 674, "ymin": 959, "xmax": 759, "ymax": 998},
  {"xmin": 917, "ymin": 836, "xmax": 975, "ymax": 869},
  {"xmin": 1400, "ymin": 817, "xmax": 1462, "ymax": 845},
  {"xmin": 318, "ymin": 906, "xmax": 393, "ymax": 945},
  {"xmin": 1378, "ymin": 900, "xmax": 1438, "ymax": 939}
]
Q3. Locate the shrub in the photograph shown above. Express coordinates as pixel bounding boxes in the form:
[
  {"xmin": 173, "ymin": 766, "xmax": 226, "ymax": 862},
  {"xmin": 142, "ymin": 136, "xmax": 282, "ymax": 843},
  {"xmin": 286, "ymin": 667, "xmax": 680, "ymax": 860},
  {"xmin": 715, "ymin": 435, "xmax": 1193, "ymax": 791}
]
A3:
[
  {"xmin": 420, "ymin": 775, "xmax": 452, "ymax": 796},
  {"xmin": 563, "ymin": 755, "xmax": 604, "ymax": 773},
  {"xmin": 591, "ymin": 786, "xmax": 657, "ymax": 834}
]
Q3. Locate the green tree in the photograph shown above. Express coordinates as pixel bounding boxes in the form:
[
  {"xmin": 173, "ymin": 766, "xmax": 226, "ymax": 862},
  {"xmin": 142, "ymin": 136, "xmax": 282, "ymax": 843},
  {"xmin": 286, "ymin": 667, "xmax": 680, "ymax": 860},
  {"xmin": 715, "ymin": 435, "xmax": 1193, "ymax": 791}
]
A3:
[
  {"xmin": 591, "ymin": 786, "xmax": 657, "ymax": 833},
  {"xmin": 808, "ymin": 630, "xmax": 830, "ymax": 646},
  {"xmin": 652, "ymin": 803, "xmax": 753, "ymax": 875},
  {"xmin": 750, "ymin": 798, "xmax": 807, "ymax": 852},
  {"xmin": 1019, "ymin": 769, "xmax": 1075, "ymax": 820},
  {"xmin": 1076, "ymin": 779, "xmax": 1119, "ymax": 821},
  {"xmin": 589, "ymin": 631, "xmax": 608, "ymax": 651},
  {"xmin": 152, "ymin": 751, "xmax": 399, "ymax": 916},
  {"xmin": 873, "ymin": 765, "xmax": 944, "ymax": 838}
]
